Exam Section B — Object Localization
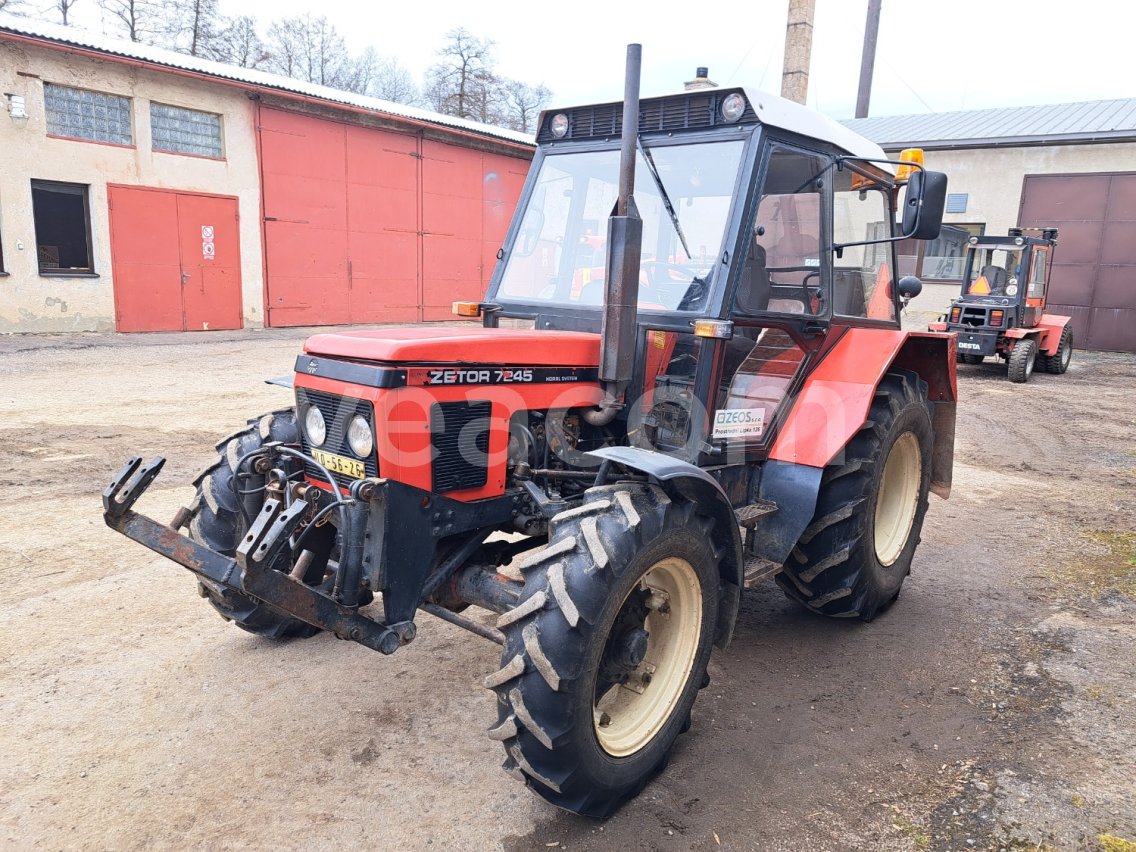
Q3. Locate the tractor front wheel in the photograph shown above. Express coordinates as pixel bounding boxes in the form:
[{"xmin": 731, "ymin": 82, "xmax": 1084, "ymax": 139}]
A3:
[
  {"xmin": 1007, "ymin": 338, "xmax": 1038, "ymax": 383},
  {"xmin": 188, "ymin": 409, "xmax": 321, "ymax": 639},
  {"xmin": 777, "ymin": 370, "xmax": 933, "ymax": 621},
  {"xmin": 486, "ymin": 485, "xmax": 718, "ymax": 818}
]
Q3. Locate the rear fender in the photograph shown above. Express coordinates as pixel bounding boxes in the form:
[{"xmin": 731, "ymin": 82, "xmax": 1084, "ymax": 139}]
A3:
[
  {"xmin": 1036, "ymin": 314, "xmax": 1071, "ymax": 355},
  {"xmin": 770, "ymin": 328, "xmax": 957, "ymax": 498},
  {"xmin": 588, "ymin": 445, "xmax": 743, "ymax": 649}
]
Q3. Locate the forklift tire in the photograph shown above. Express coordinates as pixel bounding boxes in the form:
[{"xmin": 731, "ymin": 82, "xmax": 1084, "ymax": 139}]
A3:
[
  {"xmin": 1007, "ymin": 338, "xmax": 1038, "ymax": 383},
  {"xmin": 188, "ymin": 409, "xmax": 320, "ymax": 640},
  {"xmin": 1043, "ymin": 326, "xmax": 1073, "ymax": 375},
  {"xmin": 776, "ymin": 370, "xmax": 933, "ymax": 622},
  {"xmin": 486, "ymin": 485, "xmax": 718, "ymax": 818},
  {"xmin": 960, "ymin": 354, "xmax": 984, "ymax": 365}
]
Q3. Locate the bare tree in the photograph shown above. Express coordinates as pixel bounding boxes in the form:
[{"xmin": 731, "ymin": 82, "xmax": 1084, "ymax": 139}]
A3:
[
  {"xmin": 50, "ymin": 0, "xmax": 80, "ymax": 25},
  {"xmin": 212, "ymin": 15, "xmax": 269, "ymax": 69},
  {"xmin": 266, "ymin": 14, "xmax": 354, "ymax": 88},
  {"xmin": 351, "ymin": 47, "xmax": 419, "ymax": 104},
  {"xmin": 498, "ymin": 79, "xmax": 551, "ymax": 133},
  {"xmin": 159, "ymin": 0, "xmax": 222, "ymax": 58},
  {"xmin": 423, "ymin": 28, "xmax": 497, "ymax": 121},
  {"xmin": 0, "ymin": 0, "xmax": 33, "ymax": 15},
  {"xmin": 98, "ymin": 0, "xmax": 158, "ymax": 42}
]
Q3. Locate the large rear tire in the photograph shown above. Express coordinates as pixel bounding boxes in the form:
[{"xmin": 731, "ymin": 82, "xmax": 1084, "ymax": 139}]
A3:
[
  {"xmin": 1043, "ymin": 325, "xmax": 1073, "ymax": 374},
  {"xmin": 486, "ymin": 485, "xmax": 719, "ymax": 818},
  {"xmin": 776, "ymin": 370, "xmax": 933, "ymax": 621},
  {"xmin": 188, "ymin": 409, "xmax": 320, "ymax": 639}
]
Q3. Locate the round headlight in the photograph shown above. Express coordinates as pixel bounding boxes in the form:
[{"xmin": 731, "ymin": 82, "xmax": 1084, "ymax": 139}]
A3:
[
  {"xmin": 720, "ymin": 93, "xmax": 746, "ymax": 123},
  {"xmin": 304, "ymin": 406, "xmax": 326, "ymax": 447},
  {"xmin": 346, "ymin": 414, "xmax": 373, "ymax": 458},
  {"xmin": 549, "ymin": 113, "xmax": 569, "ymax": 138}
]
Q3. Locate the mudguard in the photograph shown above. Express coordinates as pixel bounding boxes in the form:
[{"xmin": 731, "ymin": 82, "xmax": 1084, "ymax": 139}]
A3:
[
  {"xmin": 588, "ymin": 445, "xmax": 743, "ymax": 648},
  {"xmin": 770, "ymin": 327, "xmax": 956, "ymax": 498},
  {"xmin": 1004, "ymin": 314, "xmax": 1070, "ymax": 355}
]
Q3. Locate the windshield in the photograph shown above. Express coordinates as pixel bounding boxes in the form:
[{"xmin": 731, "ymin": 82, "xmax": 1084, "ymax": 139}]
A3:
[
  {"xmin": 495, "ymin": 139, "xmax": 746, "ymax": 311},
  {"xmin": 963, "ymin": 247, "xmax": 1024, "ymax": 298}
]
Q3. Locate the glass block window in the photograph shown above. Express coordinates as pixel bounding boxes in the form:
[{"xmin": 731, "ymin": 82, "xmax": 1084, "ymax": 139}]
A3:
[
  {"xmin": 150, "ymin": 102, "xmax": 223, "ymax": 158},
  {"xmin": 44, "ymin": 83, "xmax": 133, "ymax": 145}
]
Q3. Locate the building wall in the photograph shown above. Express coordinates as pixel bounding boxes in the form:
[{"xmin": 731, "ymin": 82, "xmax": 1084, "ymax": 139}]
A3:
[
  {"xmin": 925, "ymin": 142, "xmax": 1136, "ymax": 234},
  {"xmin": 0, "ymin": 40, "xmax": 262, "ymax": 332}
]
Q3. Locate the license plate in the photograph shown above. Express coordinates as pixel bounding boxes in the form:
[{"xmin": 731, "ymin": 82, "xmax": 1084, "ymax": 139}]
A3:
[
  {"xmin": 958, "ymin": 341, "xmax": 981, "ymax": 350},
  {"xmin": 311, "ymin": 448, "xmax": 366, "ymax": 480}
]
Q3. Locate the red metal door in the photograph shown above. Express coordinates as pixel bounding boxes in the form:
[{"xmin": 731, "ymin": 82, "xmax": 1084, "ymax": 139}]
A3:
[
  {"xmin": 177, "ymin": 193, "xmax": 242, "ymax": 331},
  {"xmin": 109, "ymin": 186, "xmax": 183, "ymax": 332},
  {"xmin": 110, "ymin": 186, "xmax": 242, "ymax": 332}
]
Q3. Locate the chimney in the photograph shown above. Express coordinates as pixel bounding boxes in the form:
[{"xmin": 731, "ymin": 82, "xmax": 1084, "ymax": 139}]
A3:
[{"xmin": 684, "ymin": 67, "xmax": 717, "ymax": 91}]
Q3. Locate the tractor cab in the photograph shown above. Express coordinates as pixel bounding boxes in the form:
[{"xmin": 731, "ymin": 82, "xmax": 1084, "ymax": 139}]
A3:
[{"xmin": 483, "ymin": 88, "xmax": 947, "ymax": 465}]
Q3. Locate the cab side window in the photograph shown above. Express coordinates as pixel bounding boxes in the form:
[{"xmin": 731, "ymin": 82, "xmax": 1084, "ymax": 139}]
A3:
[
  {"xmin": 832, "ymin": 168, "xmax": 895, "ymax": 320},
  {"xmin": 1028, "ymin": 249, "xmax": 1047, "ymax": 300},
  {"xmin": 734, "ymin": 146, "xmax": 827, "ymax": 317}
]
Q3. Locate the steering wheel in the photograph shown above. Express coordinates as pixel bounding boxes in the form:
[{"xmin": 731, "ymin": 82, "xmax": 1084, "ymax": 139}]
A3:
[{"xmin": 641, "ymin": 261, "xmax": 694, "ymax": 286}]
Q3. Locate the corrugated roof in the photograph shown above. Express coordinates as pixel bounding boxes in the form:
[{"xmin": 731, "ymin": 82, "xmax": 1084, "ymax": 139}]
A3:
[
  {"xmin": 841, "ymin": 99, "xmax": 1136, "ymax": 149},
  {"xmin": 0, "ymin": 13, "xmax": 534, "ymax": 146}
]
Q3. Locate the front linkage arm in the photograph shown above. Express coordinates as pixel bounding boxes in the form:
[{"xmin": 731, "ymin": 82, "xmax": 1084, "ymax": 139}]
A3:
[{"xmin": 102, "ymin": 456, "xmax": 523, "ymax": 654}]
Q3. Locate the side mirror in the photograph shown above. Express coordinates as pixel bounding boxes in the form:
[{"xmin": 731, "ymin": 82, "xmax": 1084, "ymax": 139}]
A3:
[
  {"xmin": 898, "ymin": 275, "xmax": 923, "ymax": 300},
  {"xmin": 901, "ymin": 170, "xmax": 948, "ymax": 240}
]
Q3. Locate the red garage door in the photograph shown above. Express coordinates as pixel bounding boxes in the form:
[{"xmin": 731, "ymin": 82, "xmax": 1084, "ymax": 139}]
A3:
[
  {"xmin": 1019, "ymin": 172, "xmax": 1136, "ymax": 352},
  {"xmin": 109, "ymin": 186, "xmax": 242, "ymax": 332},
  {"xmin": 259, "ymin": 107, "xmax": 528, "ymax": 327}
]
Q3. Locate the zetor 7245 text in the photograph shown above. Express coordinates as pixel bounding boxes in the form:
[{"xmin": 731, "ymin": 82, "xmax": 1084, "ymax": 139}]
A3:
[{"xmin": 104, "ymin": 50, "xmax": 956, "ymax": 818}]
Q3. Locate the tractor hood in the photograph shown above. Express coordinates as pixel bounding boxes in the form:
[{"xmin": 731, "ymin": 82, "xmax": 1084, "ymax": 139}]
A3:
[{"xmin": 303, "ymin": 327, "xmax": 601, "ymax": 367}]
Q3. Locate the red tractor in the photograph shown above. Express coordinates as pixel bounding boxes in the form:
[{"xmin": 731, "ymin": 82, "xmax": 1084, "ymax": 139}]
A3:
[
  {"xmin": 104, "ymin": 48, "xmax": 955, "ymax": 817},
  {"xmin": 930, "ymin": 228, "xmax": 1073, "ymax": 382}
]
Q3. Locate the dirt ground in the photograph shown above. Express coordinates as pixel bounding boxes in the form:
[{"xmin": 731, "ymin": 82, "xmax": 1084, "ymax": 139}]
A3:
[{"xmin": 1, "ymin": 327, "xmax": 1133, "ymax": 851}]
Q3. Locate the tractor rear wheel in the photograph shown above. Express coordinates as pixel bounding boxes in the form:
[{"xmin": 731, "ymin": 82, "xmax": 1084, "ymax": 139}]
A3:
[
  {"xmin": 188, "ymin": 409, "xmax": 320, "ymax": 639},
  {"xmin": 1043, "ymin": 326, "xmax": 1073, "ymax": 374},
  {"xmin": 1007, "ymin": 338, "xmax": 1038, "ymax": 383},
  {"xmin": 486, "ymin": 485, "xmax": 718, "ymax": 818},
  {"xmin": 776, "ymin": 370, "xmax": 933, "ymax": 621}
]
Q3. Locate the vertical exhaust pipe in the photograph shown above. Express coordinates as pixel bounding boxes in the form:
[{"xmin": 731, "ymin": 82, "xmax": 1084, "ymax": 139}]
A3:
[{"xmin": 594, "ymin": 43, "xmax": 644, "ymax": 420}]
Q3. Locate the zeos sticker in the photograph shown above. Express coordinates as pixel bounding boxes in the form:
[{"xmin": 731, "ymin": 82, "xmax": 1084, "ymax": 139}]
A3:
[{"xmin": 712, "ymin": 408, "xmax": 765, "ymax": 439}]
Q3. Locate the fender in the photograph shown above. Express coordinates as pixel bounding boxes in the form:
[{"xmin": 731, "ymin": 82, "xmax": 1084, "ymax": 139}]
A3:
[
  {"xmin": 1005, "ymin": 314, "xmax": 1070, "ymax": 355},
  {"xmin": 588, "ymin": 445, "xmax": 743, "ymax": 649},
  {"xmin": 770, "ymin": 327, "xmax": 957, "ymax": 498}
]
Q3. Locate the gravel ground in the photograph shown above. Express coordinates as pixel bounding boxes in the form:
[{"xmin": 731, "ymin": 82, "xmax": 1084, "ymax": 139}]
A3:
[{"xmin": 1, "ymin": 328, "xmax": 1133, "ymax": 851}]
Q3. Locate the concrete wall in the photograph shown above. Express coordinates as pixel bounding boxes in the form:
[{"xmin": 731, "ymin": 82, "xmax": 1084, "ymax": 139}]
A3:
[
  {"xmin": 924, "ymin": 142, "xmax": 1136, "ymax": 234},
  {"xmin": 0, "ymin": 40, "xmax": 263, "ymax": 332}
]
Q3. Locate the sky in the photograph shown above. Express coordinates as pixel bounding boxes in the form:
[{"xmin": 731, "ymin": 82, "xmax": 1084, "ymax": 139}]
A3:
[{"xmin": 69, "ymin": 0, "xmax": 1135, "ymax": 120}]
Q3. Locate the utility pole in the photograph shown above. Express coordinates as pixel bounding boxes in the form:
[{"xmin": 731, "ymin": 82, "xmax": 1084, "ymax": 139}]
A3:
[
  {"xmin": 855, "ymin": 0, "xmax": 882, "ymax": 118},
  {"xmin": 780, "ymin": 0, "xmax": 815, "ymax": 105}
]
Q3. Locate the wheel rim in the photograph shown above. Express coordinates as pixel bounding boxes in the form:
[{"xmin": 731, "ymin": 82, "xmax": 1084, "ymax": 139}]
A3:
[
  {"xmin": 594, "ymin": 556, "xmax": 702, "ymax": 757},
  {"xmin": 1061, "ymin": 337, "xmax": 1072, "ymax": 368},
  {"xmin": 874, "ymin": 431, "xmax": 922, "ymax": 566},
  {"xmin": 1026, "ymin": 346, "xmax": 1036, "ymax": 376}
]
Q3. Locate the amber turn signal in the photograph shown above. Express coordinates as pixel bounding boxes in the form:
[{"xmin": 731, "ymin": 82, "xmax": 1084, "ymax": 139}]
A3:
[
  {"xmin": 452, "ymin": 301, "xmax": 482, "ymax": 318},
  {"xmin": 692, "ymin": 319, "xmax": 733, "ymax": 339}
]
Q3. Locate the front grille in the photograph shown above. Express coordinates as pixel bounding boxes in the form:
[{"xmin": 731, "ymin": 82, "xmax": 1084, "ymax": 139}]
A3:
[
  {"xmin": 295, "ymin": 387, "xmax": 378, "ymax": 481},
  {"xmin": 431, "ymin": 401, "xmax": 491, "ymax": 493},
  {"xmin": 537, "ymin": 89, "xmax": 758, "ymax": 142},
  {"xmin": 960, "ymin": 306, "xmax": 989, "ymax": 327}
]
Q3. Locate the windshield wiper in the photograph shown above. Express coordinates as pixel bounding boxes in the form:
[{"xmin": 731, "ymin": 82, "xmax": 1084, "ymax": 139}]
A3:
[{"xmin": 636, "ymin": 137, "xmax": 692, "ymax": 261}]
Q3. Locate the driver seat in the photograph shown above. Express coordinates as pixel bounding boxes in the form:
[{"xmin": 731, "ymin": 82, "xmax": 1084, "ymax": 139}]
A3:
[{"xmin": 735, "ymin": 243, "xmax": 771, "ymax": 314}]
